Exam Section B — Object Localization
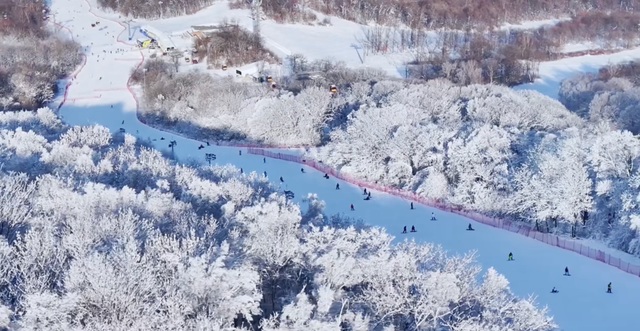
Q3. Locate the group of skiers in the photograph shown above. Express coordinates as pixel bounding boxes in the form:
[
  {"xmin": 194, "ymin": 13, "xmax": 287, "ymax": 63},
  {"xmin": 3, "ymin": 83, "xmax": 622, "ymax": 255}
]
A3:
[
  {"xmin": 249, "ymin": 155, "xmax": 621, "ymax": 296},
  {"xmin": 402, "ymin": 226, "xmax": 416, "ymax": 233},
  {"xmin": 507, "ymin": 254, "xmax": 614, "ymax": 294}
]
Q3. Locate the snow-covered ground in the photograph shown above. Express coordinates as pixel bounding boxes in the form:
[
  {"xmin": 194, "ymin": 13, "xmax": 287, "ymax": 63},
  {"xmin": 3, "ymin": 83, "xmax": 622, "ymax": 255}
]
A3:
[
  {"xmin": 83, "ymin": 0, "xmax": 412, "ymax": 78},
  {"xmin": 50, "ymin": 1, "xmax": 640, "ymax": 330},
  {"xmin": 79, "ymin": 0, "xmax": 640, "ymax": 97},
  {"xmin": 513, "ymin": 47, "xmax": 640, "ymax": 98},
  {"xmin": 499, "ymin": 17, "xmax": 569, "ymax": 31}
]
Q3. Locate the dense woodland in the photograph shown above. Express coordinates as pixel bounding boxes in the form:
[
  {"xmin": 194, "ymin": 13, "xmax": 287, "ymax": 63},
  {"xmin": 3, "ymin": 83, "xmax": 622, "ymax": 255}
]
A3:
[
  {"xmin": 137, "ymin": 66, "xmax": 640, "ymax": 257},
  {"xmin": 234, "ymin": 0, "xmax": 640, "ymax": 29},
  {"xmin": 0, "ymin": 108, "xmax": 555, "ymax": 330},
  {"xmin": 0, "ymin": 0, "xmax": 82, "ymax": 111},
  {"xmin": 96, "ymin": 0, "xmax": 216, "ymax": 18},
  {"xmin": 193, "ymin": 21, "xmax": 279, "ymax": 67}
]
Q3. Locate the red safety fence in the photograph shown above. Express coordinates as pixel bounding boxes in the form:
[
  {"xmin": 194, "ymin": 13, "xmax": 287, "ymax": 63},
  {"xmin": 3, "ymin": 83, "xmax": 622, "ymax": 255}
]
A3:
[{"xmin": 248, "ymin": 148, "xmax": 640, "ymax": 277}]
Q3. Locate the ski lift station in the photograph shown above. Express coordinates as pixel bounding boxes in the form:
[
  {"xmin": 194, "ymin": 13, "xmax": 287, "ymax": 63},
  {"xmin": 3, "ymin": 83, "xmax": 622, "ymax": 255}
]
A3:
[{"xmin": 139, "ymin": 25, "xmax": 176, "ymax": 52}]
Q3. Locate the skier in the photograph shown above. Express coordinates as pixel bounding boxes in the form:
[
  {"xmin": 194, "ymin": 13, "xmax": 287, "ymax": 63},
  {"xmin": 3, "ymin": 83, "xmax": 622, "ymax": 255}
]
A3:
[
  {"xmin": 410, "ymin": 225, "xmax": 416, "ymax": 233},
  {"xmin": 121, "ymin": 120, "xmax": 124, "ymax": 124},
  {"xmin": 240, "ymin": 168, "xmax": 243, "ymax": 174},
  {"xmin": 280, "ymin": 177, "xmax": 284, "ymax": 182},
  {"xmin": 350, "ymin": 204, "xmax": 354, "ymax": 211},
  {"xmin": 263, "ymin": 158, "xmax": 266, "ymax": 163},
  {"xmin": 508, "ymin": 252, "xmax": 514, "ymax": 261},
  {"xmin": 239, "ymin": 150, "xmax": 242, "ymax": 155},
  {"xmin": 336, "ymin": 183, "xmax": 340, "ymax": 190},
  {"xmin": 363, "ymin": 188, "xmax": 367, "ymax": 195},
  {"xmin": 368, "ymin": 192, "xmax": 371, "ymax": 198},
  {"xmin": 564, "ymin": 267, "xmax": 570, "ymax": 276},
  {"xmin": 324, "ymin": 173, "xmax": 330, "ymax": 179},
  {"xmin": 410, "ymin": 202, "xmax": 414, "ymax": 210},
  {"xmin": 160, "ymin": 137, "xmax": 165, "ymax": 140},
  {"xmin": 467, "ymin": 223, "xmax": 474, "ymax": 231},
  {"xmin": 198, "ymin": 144, "xmax": 204, "ymax": 150},
  {"xmin": 402, "ymin": 226, "xmax": 407, "ymax": 234},
  {"xmin": 364, "ymin": 195, "xmax": 370, "ymax": 201},
  {"xmin": 431, "ymin": 212, "xmax": 436, "ymax": 221},
  {"xmin": 264, "ymin": 171, "xmax": 267, "ymax": 177},
  {"xmin": 206, "ymin": 142, "xmax": 210, "ymax": 146},
  {"xmin": 607, "ymin": 282, "xmax": 612, "ymax": 293},
  {"xmin": 551, "ymin": 287, "xmax": 558, "ymax": 294},
  {"xmin": 111, "ymin": 105, "xmax": 113, "ymax": 108}
]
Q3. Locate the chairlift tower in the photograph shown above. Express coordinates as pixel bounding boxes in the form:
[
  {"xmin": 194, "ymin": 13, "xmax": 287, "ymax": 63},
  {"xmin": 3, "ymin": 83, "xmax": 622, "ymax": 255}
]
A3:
[
  {"xmin": 251, "ymin": 0, "xmax": 262, "ymax": 41},
  {"xmin": 251, "ymin": 0, "xmax": 265, "ymax": 76},
  {"xmin": 122, "ymin": 19, "xmax": 135, "ymax": 40}
]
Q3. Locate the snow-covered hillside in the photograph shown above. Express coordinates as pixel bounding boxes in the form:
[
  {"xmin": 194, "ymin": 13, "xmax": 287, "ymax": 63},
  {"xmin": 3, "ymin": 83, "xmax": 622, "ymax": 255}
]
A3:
[
  {"xmin": 514, "ymin": 46, "xmax": 640, "ymax": 99},
  {"xmin": 47, "ymin": 1, "xmax": 640, "ymax": 330}
]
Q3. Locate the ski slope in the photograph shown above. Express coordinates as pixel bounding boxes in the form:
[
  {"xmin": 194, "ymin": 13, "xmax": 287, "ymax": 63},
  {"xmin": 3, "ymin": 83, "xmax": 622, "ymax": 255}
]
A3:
[
  {"xmin": 513, "ymin": 46, "xmax": 640, "ymax": 99},
  {"xmin": 50, "ymin": 1, "xmax": 640, "ymax": 330}
]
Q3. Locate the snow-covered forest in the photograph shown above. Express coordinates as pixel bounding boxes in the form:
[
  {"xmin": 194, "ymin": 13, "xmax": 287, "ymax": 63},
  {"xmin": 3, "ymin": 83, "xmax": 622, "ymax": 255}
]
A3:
[
  {"xmin": 0, "ymin": 0, "xmax": 82, "ymax": 111},
  {"xmin": 312, "ymin": 79, "xmax": 640, "ymax": 255},
  {"xmin": 230, "ymin": 0, "xmax": 640, "ymax": 29},
  {"xmin": 559, "ymin": 71, "xmax": 640, "ymax": 134},
  {"xmin": 0, "ymin": 35, "xmax": 82, "ymax": 110},
  {"xmin": 96, "ymin": 0, "xmax": 216, "ymax": 18},
  {"xmin": 134, "ymin": 59, "xmax": 386, "ymax": 145},
  {"xmin": 0, "ymin": 108, "xmax": 555, "ymax": 330},
  {"xmin": 138, "ymin": 70, "xmax": 640, "ymax": 257},
  {"xmin": 192, "ymin": 20, "xmax": 278, "ymax": 67}
]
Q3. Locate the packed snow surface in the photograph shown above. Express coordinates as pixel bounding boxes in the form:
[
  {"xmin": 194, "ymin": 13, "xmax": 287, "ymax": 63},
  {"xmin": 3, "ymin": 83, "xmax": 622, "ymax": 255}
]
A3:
[{"xmin": 51, "ymin": 0, "xmax": 640, "ymax": 330}]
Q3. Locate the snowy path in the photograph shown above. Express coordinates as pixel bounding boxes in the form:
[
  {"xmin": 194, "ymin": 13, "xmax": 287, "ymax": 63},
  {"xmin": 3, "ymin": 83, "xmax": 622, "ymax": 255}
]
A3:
[{"xmin": 51, "ymin": 1, "xmax": 640, "ymax": 330}]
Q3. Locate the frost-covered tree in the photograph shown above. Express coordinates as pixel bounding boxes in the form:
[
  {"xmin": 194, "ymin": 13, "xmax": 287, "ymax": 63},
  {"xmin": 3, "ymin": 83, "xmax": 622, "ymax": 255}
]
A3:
[{"xmin": 0, "ymin": 108, "xmax": 554, "ymax": 330}]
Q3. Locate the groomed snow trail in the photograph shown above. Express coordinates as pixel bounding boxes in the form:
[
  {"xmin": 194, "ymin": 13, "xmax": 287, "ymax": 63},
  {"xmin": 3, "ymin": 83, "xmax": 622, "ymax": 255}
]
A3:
[{"xmin": 52, "ymin": 1, "xmax": 640, "ymax": 330}]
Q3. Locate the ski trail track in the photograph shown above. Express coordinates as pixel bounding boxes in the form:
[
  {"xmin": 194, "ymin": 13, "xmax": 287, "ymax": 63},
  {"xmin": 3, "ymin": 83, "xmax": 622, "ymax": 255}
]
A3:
[{"xmin": 51, "ymin": 1, "xmax": 640, "ymax": 330}]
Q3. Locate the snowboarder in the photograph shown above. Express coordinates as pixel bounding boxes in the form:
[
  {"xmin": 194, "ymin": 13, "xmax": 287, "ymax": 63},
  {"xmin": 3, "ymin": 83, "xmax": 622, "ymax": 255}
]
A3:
[
  {"xmin": 301, "ymin": 168, "xmax": 305, "ymax": 173},
  {"xmin": 239, "ymin": 150, "xmax": 242, "ymax": 155},
  {"xmin": 410, "ymin": 225, "xmax": 416, "ymax": 233},
  {"xmin": 367, "ymin": 192, "xmax": 371, "ymax": 198},
  {"xmin": 402, "ymin": 226, "xmax": 407, "ymax": 234},
  {"xmin": 508, "ymin": 252, "xmax": 514, "ymax": 261},
  {"xmin": 160, "ymin": 137, "xmax": 165, "ymax": 140},
  {"xmin": 206, "ymin": 142, "xmax": 210, "ymax": 146},
  {"xmin": 607, "ymin": 282, "xmax": 612, "ymax": 293},
  {"xmin": 121, "ymin": 120, "xmax": 124, "ymax": 124},
  {"xmin": 263, "ymin": 158, "xmax": 266, "ymax": 163},
  {"xmin": 198, "ymin": 144, "xmax": 204, "ymax": 150},
  {"xmin": 551, "ymin": 287, "xmax": 558, "ymax": 293},
  {"xmin": 410, "ymin": 202, "xmax": 414, "ymax": 209},
  {"xmin": 564, "ymin": 267, "xmax": 570, "ymax": 276},
  {"xmin": 363, "ymin": 188, "xmax": 367, "ymax": 195},
  {"xmin": 280, "ymin": 176, "xmax": 284, "ymax": 182},
  {"xmin": 324, "ymin": 173, "xmax": 330, "ymax": 179},
  {"xmin": 264, "ymin": 171, "xmax": 267, "ymax": 177},
  {"xmin": 350, "ymin": 204, "xmax": 354, "ymax": 211},
  {"xmin": 467, "ymin": 223, "xmax": 474, "ymax": 231},
  {"xmin": 364, "ymin": 195, "xmax": 370, "ymax": 201},
  {"xmin": 431, "ymin": 212, "xmax": 436, "ymax": 221},
  {"xmin": 336, "ymin": 183, "xmax": 340, "ymax": 190}
]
